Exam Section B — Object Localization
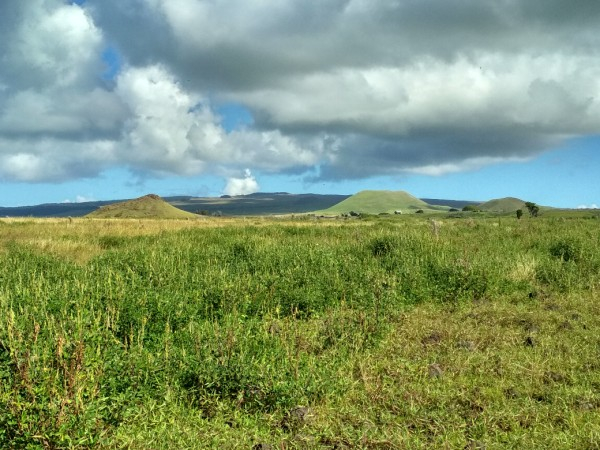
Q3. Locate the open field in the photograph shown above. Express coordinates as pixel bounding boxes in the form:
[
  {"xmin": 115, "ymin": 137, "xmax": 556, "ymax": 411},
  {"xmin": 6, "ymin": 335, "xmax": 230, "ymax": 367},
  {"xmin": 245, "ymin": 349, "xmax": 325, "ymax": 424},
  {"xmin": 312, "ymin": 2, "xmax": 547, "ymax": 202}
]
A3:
[{"xmin": 1, "ymin": 215, "xmax": 599, "ymax": 448}]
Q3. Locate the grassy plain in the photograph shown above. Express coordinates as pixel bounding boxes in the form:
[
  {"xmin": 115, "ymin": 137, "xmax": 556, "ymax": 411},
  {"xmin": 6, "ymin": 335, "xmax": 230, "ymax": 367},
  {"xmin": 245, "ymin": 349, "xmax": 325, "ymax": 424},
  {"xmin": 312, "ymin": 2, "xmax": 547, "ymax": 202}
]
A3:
[{"xmin": 1, "ymin": 214, "xmax": 599, "ymax": 448}]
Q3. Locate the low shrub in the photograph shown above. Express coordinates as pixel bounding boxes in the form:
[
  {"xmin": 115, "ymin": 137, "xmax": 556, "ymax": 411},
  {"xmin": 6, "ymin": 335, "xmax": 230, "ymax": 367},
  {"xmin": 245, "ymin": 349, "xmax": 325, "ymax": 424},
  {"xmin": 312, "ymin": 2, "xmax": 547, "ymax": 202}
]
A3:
[
  {"xmin": 370, "ymin": 236, "xmax": 396, "ymax": 257},
  {"xmin": 549, "ymin": 238, "xmax": 582, "ymax": 262}
]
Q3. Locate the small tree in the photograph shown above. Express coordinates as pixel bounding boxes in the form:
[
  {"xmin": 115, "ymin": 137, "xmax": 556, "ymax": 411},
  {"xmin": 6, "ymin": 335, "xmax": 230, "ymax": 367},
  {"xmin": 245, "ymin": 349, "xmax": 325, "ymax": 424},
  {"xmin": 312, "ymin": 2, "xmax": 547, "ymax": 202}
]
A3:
[
  {"xmin": 525, "ymin": 202, "xmax": 539, "ymax": 217},
  {"xmin": 516, "ymin": 209, "xmax": 523, "ymax": 220}
]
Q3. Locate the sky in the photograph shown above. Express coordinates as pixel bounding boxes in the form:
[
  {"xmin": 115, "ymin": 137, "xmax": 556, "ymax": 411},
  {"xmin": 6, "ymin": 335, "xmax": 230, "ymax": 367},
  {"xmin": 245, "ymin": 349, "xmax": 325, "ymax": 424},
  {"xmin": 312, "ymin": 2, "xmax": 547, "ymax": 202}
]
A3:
[{"xmin": 0, "ymin": 0, "xmax": 599, "ymax": 208}]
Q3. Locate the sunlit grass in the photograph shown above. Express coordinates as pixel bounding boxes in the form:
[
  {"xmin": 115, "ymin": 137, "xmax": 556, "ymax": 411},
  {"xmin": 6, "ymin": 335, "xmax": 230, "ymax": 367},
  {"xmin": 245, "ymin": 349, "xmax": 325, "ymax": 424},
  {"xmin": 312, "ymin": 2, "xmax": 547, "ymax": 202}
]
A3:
[{"xmin": 0, "ymin": 215, "xmax": 598, "ymax": 448}]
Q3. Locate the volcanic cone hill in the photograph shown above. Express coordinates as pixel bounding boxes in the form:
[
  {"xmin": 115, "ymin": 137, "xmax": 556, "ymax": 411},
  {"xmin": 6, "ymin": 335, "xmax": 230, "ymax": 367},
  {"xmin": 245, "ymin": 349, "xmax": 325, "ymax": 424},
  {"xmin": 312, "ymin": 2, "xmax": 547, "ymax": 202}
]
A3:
[
  {"xmin": 86, "ymin": 194, "xmax": 199, "ymax": 219},
  {"xmin": 319, "ymin": 190, "xmax": 449, "ymax": 215},
  {"xmin": 477, "ymin": 197, "xmax": 528, "ymax": 213}
]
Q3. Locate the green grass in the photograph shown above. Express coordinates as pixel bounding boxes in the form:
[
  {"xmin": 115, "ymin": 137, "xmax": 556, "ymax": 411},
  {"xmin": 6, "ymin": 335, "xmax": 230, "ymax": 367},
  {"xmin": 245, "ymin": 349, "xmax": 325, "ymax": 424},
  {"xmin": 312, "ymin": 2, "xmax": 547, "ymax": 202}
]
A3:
[
  {"xmin": 0, "ymin": 215, "xmax": 599, "ymax": 448},
  {"xmin": 318, "ymin": 190, "xmax": 449, "ymax": 215}
]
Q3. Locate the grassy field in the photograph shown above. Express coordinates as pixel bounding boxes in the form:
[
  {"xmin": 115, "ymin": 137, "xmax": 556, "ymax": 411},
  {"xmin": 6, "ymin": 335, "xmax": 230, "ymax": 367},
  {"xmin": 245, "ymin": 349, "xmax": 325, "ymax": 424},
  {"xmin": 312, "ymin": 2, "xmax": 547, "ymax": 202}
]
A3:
[{"xmin": 0, "ymin": 214, "xmax": 599, "ymax": 448}]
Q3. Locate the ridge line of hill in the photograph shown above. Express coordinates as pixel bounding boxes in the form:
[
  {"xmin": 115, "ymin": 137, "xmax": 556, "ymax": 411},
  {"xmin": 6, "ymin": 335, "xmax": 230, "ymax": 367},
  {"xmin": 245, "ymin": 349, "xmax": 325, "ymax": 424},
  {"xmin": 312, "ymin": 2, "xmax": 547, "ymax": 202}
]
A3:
[{"xmin": 0, "ymin": 192, "xmax": 544, "ymax": 218}]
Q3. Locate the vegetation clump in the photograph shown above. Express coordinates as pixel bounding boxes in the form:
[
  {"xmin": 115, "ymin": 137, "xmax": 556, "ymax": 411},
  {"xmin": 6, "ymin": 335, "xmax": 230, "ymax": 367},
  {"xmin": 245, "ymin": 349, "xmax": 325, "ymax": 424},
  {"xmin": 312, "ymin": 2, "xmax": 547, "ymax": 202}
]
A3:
[
  {"xmin": 549, "ymin": 238, "xmax": 582, "ymax": 262},
  {"xmin": 370, "ymin": 236, "xmax": 396, "ymax": 257},
  {"xmin": 526, "ymin": 201, "xmax": 540, "ymax": 217}
]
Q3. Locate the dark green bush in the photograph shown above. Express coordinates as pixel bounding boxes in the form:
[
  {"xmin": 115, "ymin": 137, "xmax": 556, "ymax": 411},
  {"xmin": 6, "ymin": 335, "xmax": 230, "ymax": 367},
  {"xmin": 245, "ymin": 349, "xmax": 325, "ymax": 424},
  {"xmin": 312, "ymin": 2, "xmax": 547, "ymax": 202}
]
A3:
[
  {"xmin": 370, "ymin": 236, "xmax": 396, "ymax": 257},
  {"xmin": 424, "ymin": 260, "xmax": 488, "ymax": 303},
  {"xmin": 549, "ymin": 239, "xmax": 581, "ymax": 262},
  {"xmin": 180, "ymin": 358, "xmax": 296, "ymax": 414}
]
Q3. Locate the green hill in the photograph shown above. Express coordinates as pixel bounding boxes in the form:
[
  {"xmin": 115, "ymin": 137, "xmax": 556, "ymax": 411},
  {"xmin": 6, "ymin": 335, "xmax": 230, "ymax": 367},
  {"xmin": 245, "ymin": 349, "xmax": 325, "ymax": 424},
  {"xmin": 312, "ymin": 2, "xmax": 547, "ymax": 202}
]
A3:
[
  {"xmin": 319, "ymin": 190, "xmax": 449, "ymax": 215},
  {"xmin": 86, "ymin": 194, "xmax": 199, "ymax": 219},
  {"xmin": 478, "ymin": 197, "xmax": 527, "ymax": 213}
]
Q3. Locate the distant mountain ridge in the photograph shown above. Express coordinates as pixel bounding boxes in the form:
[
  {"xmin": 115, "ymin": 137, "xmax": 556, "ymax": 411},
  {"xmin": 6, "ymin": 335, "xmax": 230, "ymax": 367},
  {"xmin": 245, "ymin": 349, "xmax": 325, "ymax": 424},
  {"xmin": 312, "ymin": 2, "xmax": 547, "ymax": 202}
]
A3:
[
  {"xmin": 0, "ymin": 199, "xmax": 119, "ymax": 218},
  {"xmin": 421, "ymin": 198, "xmax": 480, "ymax": 209},
  {"xmin": 0, "ymin": 193, "xmax": 351, "ymax": 217},
  {"xmin": 0, "ymin": 192, "xmax": 481, "ymax": 218}
]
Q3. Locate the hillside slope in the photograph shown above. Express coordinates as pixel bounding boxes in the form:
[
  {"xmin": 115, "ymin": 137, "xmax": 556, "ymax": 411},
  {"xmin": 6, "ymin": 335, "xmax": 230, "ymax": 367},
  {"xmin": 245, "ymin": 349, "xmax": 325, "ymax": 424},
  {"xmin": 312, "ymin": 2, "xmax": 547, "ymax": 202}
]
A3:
[
  {"xmin": 478, "ymin": 197, "xmax": 527, "ymax": 212},
  {"xmin": 319, "ymin": 190, "xmax": 449, "ymax": 214},
  {"xmin": 86, "ymin": 194, "xmax": 198, "ymax": 219}
]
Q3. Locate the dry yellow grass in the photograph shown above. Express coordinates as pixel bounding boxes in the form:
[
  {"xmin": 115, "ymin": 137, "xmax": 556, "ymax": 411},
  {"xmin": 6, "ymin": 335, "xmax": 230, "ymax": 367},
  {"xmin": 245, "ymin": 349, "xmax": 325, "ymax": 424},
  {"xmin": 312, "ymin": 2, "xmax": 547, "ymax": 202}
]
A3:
[
  {"xmin": 0, "ymin": 217, "xmax": 224, "ymax": 263},
  {"xmin": 0, "ymin": 216, "xmax": 362, "ymax": 264},
  {"xmin": 509, "ymin": 254, "xmax": 538, "ymax": 283}
]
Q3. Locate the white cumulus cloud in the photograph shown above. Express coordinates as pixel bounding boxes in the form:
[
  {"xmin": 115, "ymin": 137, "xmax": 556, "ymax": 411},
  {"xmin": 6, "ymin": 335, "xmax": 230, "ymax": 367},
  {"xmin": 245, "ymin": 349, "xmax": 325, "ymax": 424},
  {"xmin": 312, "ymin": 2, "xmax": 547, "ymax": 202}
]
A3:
[
  {"xmin": 62, "ymin": 195, "xmax": 95, "ymax": 204},
  {"xmin": 223, "ymin": 169, "xmax": 260, "ymax": 196}
]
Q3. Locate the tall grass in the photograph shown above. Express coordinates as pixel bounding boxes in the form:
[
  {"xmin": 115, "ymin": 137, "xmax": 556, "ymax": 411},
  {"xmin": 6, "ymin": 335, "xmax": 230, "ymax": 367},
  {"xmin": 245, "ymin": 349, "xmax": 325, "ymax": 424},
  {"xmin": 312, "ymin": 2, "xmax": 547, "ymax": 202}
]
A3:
[{"xmin": 0, "ymin": 216, "xmax": 599, "ymax": 448}]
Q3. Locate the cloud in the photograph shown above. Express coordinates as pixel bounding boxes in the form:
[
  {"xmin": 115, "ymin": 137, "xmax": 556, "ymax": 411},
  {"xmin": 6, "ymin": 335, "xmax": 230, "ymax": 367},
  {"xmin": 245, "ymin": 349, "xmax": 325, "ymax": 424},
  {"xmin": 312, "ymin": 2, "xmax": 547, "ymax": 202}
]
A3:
[
  {"xmin": 114, "ymin": 64, "xmax": 325, "ymax": 177},
  {"xmin": 577, "ymin": 204, "xmax": 599, "ymax": 209},
  {"xmin": 62, "ymin": 195, "xmax": 95, "ymax": 204},
  {"xmin": 223, "ymin": 169, "xmax": 260, "ymax": 196},
  {"xmin": 0, "ymin": 88, "xmax": 126, "ymax": 139},
  {"xmin": 115, "ymin": 64, "xmax": 209, "ymax": 175},
  {"xmin": 0, "ymin": 0, "xmax": 124, "ymax": 182},
  {"xmin": 1, "ymin": 0, "xmax": 600, "ymax": 184},
  {"xmin": 0, "ymin": 138, "xmax": 117, "ymax": 182},
  {"xmin": 1, "ymin": 0, "xmax": 103, "ymax": 90}
]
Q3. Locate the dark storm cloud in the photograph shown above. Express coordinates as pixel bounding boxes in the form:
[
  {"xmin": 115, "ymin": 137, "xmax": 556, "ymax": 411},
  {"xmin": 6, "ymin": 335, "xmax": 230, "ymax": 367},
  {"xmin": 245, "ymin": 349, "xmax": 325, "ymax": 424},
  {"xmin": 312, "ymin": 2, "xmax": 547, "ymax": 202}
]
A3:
[
  {"xmin": 318, "ymin": 126, "xmax": 561, "ymax": 180},
  {"xmin": 88, "ymin": 0, "xmax": 600, "ymax": 87}
]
